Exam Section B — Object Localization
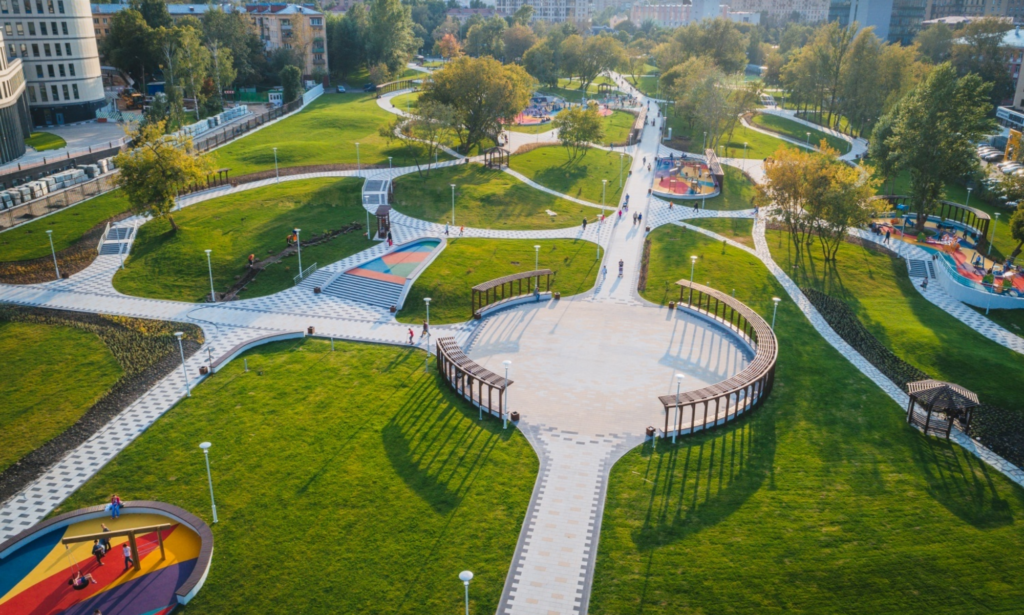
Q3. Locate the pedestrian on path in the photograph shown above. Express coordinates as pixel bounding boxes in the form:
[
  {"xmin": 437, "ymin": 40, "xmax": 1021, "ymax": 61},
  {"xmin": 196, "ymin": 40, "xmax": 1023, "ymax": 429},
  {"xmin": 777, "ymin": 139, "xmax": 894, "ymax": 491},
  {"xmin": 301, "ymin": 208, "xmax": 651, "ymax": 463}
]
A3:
[
  {"xmin": 632, "ymin": 212, "xmax": 638, "ymax": 225},
  {"xmin": 247, "ymin": 254, "xmax": 255, "ymax": 268},
  {"xmin": 92, "ymin": 540, "xmax": 106, "ymax": 566},
  {"xmin": 444, "ymin": 223, "xmax": 449, "ymax": 236},
  {"xmin": 754, "ymin": 206, "xmax": 759, "ymax": 218},
  {"xmin": 100, "ymin": 524, "xmax": 113, "ymax": 552},
  {"xmin": 122, "ymin": 543, "xmax": 134, "ymax": 571},
  {"xmin": 582, "ymin": 217, "xmax": 587, "ymax": 230},
  {"xmin": 618, "ymin": 259, "xmax": 624, "ymax": 277},
  {"xmin": 459, "ymin": 226, "xmax": 464, "ymax": 236},
  {"xmin": 884, "ymin": 229, "xmax": 891, "ymax": 244},
  {"xmin": 618, "ymin": 209, "xmax": 623, "ymax": 221},
  {"xmin": 602, "ymin": 265, "xmax": 608, "ymax": 278},
  {"xmin": 408, "ymin": 328, "xmax": 414, "ymax": 344},
  {"xmin": 422, "ymin": 321, "xmax": 429, "ymax": 336},
  {"xmin": 638, "ymin": 212, "xmax": 643, "ymax": 225},
  {"xmin": 386, "ymin": 230, "xmax": 393, "ymax": 247}
]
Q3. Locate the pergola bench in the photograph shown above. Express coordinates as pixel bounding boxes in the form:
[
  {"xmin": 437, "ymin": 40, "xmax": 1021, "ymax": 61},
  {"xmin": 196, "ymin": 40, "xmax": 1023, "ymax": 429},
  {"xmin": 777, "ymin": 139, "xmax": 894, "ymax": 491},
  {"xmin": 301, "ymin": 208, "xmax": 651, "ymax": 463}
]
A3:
[{"xmin": 435, "ymin": 336, "xmax": 514, "ymax": 421}]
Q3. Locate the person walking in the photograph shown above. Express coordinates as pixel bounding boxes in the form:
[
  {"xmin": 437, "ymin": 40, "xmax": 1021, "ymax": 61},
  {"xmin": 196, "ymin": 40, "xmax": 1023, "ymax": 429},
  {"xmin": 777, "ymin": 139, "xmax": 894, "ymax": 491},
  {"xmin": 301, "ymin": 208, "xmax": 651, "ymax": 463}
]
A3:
[
  {"xmin": 618, "ymin": 259, "xmax": 624, "ymax": 277},
  {"xmin": 408, "ymin": 328, "xmax": 414, "ymax": 344},
  {"xmin": 100, "ymin": 524, "xmax": 113, "ymax": 552},
  {"xmin": 582, "ymin": 217, "xmax": 588, "ymax": 231},
  {"xmin": 386, "ymin": 230, "xmax": 393, "ymax": 247},
  {"xmin": 92, "ymin": 540, "xmax": 106, "ymax": 566},
  {"xmin": 459, "ymin": 226, "xmax": 464, "ymax": 236},
  {"xmin": 602, "ymin": 264, "xmax": 608, "ymax": 278},
  {"xmin": 122, "ymin": 543, "xmax": 134, "ymax": 571},
  {"xmin": 638, "ymin": 212, "xmax": 643, "ymax": 225},
  {"xmin": 247, "ymin": 254, "xmax": 255, "ymax": 268},
  {"xmin": 444, "ymin": 223, "xmax": 449, "ymax": 236},
  {"xmin": 618, "ymin": 209, "xmax": 623, "ymax": 221},
  {"xmin": 632, "ymin": 212, "xmax": 638, "ymax": 225},
  {"xmin": 422, "ymin": 320, "xmax": 429, "ymax": 336},
  {"xmin": 884, "ymin": 229, "xmax": 891, "ymax": 244}
]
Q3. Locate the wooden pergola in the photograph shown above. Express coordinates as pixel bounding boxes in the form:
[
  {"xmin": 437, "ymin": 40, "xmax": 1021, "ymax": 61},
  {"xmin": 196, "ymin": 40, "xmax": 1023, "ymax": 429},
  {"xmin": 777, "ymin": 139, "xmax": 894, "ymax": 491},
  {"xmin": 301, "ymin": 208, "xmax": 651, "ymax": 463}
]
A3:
[
  {"xmin": 435, "ymin": 336, "xmax": 514, "ymax": 421},
  {"xmin": 906, "ymin": 379, "xmax": 979, "ymax": 438},
  {"xmin": 375, "ymin": 204, "xmax": 392, "ymax": 240},
  {"xmin": 472, "ymin": 269, "xmax": 553, "ymax": 317},
  {"xmin": 597, "ymin": 82, "xmax": 614, "ymax": 96},
  {"xmin": 483, "ymin": 146, "xmax": 510, "ymax": 169}
]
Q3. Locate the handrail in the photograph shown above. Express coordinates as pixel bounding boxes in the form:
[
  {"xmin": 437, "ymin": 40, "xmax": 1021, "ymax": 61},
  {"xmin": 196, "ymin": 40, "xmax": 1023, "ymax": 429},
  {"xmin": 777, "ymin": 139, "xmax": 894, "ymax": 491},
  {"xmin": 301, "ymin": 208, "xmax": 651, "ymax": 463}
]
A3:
[
  {"xmin": 657, "ymin": 282, "xmax": 778, "ymax": 438},
  {"xmin": 870, "ymin": 195, "xmax": 991, "ymax": 242},
  {"xmin": 935, "ymin": 252, "xmax": 1023, "ymax": 298}
]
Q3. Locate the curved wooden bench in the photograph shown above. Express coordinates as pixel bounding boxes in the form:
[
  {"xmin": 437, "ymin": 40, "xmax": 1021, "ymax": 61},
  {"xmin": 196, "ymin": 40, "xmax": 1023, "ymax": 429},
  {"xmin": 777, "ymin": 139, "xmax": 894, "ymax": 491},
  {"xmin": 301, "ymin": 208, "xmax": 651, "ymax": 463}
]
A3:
[
  {"xmin": 657, "ymin": 282, "xmax": 778, "ymax": 438},
  {"xmin": 435, "ymin": 336, "xmax": 514, "ymax": 420},
  {"xmin": 472, "ymin": 269, "xmax": 554, "ymax": 318}
]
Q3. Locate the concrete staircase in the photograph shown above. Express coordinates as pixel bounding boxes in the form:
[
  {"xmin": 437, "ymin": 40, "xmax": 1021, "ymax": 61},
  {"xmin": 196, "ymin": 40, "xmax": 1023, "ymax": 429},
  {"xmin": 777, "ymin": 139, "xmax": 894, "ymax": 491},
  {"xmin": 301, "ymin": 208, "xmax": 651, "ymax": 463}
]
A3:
[{"xmin": 321, "ymin": 274, "xmax": 404, "ymax": 308}]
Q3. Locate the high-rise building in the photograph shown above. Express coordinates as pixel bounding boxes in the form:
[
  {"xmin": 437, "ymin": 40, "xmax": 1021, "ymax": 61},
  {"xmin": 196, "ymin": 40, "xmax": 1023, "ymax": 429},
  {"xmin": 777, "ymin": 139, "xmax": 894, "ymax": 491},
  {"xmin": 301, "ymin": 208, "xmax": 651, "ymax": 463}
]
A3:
[
  {"xmin": 1, "ymin": 0, "xmax": 105, "ymax": 126},
  {"xmin": 631, "ymin": 3, "xmax": 690, "ymax": 27},
  {"xmin": 245, "ymin": 4, "xmax": 327, "ymax": 78},
  {"xmin": 0, "ymin": 28, "xmax": 32, "ymax": 163},
  {"xmin": 831, "ymin": 0, "xmax": 927, "ymax": 44},
  {"xmin": 494, "ymin": 0, "xmax": 578, "ymax": 22}
]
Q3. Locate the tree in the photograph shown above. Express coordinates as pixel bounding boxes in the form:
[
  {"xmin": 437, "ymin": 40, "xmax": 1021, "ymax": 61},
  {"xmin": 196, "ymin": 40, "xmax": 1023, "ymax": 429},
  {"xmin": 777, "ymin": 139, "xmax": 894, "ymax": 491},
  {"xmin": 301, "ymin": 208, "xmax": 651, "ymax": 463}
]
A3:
[
  {"xmin": 503, "ymin": 24, "xmax": 536, "ymax": 63},
  {"xmin": 659, "ymin": 19, "xmax": 748, "ymax": 75},
  {"xmin": 1008, "ymin": 204, "xmax": 1024, "ymax": 262},
  {"xmin": 867, "ymin": 109, "xmax": 898, "ymax": 194},
  {"xmin": 366, "ymin": 0, "xmax": 418, "ymax": 77},
  {"xmin": 523, "ymin": 41, "xmax": 557, "ymax": 86},
  {"xmin": 130, "ymin": 0, "xmax": 171, "ymax": 29},
  {"xmin": 510, "ymin": 4, "xmax": 534, "ymax": 26},
  {"xmin": 102, "ymin": 9, "xmax": 155, "ymax": 89},
  {"xmin": 114, "ymin": 121, "xmax": 212, "ymax": 230},
  {"xmin": 327, "ymin": 12, "xmax": 365, "ymax": 80},
  {"xmin": 950, "ymin": 17, "xmax": 1014, "ymax": 105},
  {"xmin": 280, "ymin": 65, "xmax": 303, "ymax": 103},
  {"xmin": 202, "ymin": 7, "xmax": 265, "ymax": 86},
  {"xmin": 419, "ymin": 56, "xmax": 532, "ymax": 153},
  {"xmin": 466, "ymin": 16, "xmax": 507, "ymax": 58},
  {"xmin": 207, "ymin": 41, "xmax": 236, "ymax": 113},
  {"xmin": 916, "ymin": 22, "xmax": 953, "ymax": 64},
  {"xmin": 884, "ymin": 63, "xmax": 996, "ymax": 228},
  {"xmin": 561, "ymin": 34, "xmax": 625, "ymax": 92},
  {"xmin": 380, "ymin": 98, "xmax": 456, "ymax": 177},
  {"xmin": 435, "ymin": 33, "xmax": 463, "ymax": 61},
  {"xmin": 174, "ymin": 27, "xmax": 211, "ymax": 120},
  {"xmin": 624, "ymin": 39, "xmax": 652, "ymax": 84},
  {"xmin": 554, "ymin": 105, "xmax": 604, "ymax": 163}
]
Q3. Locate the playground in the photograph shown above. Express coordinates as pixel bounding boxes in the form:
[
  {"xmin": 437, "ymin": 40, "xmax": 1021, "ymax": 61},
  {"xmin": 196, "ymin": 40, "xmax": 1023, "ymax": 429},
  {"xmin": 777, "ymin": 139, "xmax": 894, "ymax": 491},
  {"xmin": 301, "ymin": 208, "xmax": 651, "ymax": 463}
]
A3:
[
  {"xmin": 511, "ymin": 95, "xmax": 614, "ymax": 127},
  {"xmin": 0, "ymin": 505, "xmax": 208, "ymax": 615},
  {"xmin": 651, "ymin": 154, "xmax": 720, "ymax": 199}
]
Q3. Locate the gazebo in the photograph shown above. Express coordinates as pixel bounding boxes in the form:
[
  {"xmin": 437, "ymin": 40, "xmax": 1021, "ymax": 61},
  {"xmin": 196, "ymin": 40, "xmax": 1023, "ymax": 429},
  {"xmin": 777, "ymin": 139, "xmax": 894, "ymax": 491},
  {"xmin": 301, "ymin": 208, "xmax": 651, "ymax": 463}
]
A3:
[
  {"xmin": 483, "ymin": 146, "xmax": 509, "ymax": 169},
  {"xmin": 375, "ymin": 205, "xmax": 392, "ymax": 240},
  {"xmin": 906, "ymin": 379, "xmax": 980, "ymax": 438},
  {"xmin": 597, "ymin": 82, "xmax": 614, "ymax": 97}
]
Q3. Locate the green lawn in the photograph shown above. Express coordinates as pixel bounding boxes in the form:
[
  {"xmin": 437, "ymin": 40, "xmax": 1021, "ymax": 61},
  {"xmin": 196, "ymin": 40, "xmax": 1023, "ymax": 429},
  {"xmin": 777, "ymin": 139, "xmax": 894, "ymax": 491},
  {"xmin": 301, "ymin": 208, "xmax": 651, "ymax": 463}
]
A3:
[
  {"xmin": 592, "ymin": 224, "xmax": 1024, "ymax": 614},
  {"xmin": 398, "ymin": 238, "xmax": 600, "ymax": 324},
  {"xmin": 507, "ymin": 121, "xmax": 557, "ymax": 135},
  {"xmin": 0, "ymin": 320, "xmax": 122, "ymax": 473},
  {"xmin": 666, "ymin": 114, "xmax": 793, "ymax": 160},
  {"xmin": 750, "ymin": 112, "xmax": 851, "ymax": 154},
  {"xmin": 507, "ymin": 110, "xmax": 635, "ymax": 142},
  {"xmin": 632, "ymin": 75, "xmax": 659, "ymax": 97},
  {"xmin": 974, "ymin": 306, "xmax": 1024, "ymax": 336},
  {"xmin": 769, "ymin": 230, "xmax": 1024, "ymax": 413},
  {"xmin": 57, "ymin": 338, "xmax": 538, "ymax": 615},
  {"xmin": 25, "ymin": 131, "xmax": 67, "ymax": 151},
  {"xmin": 662, "ymin": 165, "xmax": 755, "ymax": 211},
  {"xmin": 212, "ymin": 93, "xmax": 443, "ymax": 175},
  {"xmin": 113, "ymin": 179, "xmax": 372, "ymax": 302},
  {"xmin": 0, "ymin": 190, "xmax": 131, "ymax": 262},
  {"xmin": 392, "ymin": 164, "xmax": 602, "ymax": 230},
  {"xmin": 510, "ymin": 146, "xmax": 631, "ymax": 206},
  {"xmin": 685, "ymin": 216, "xmax": 755, "ymax": 246},
  {"xmin": 794, "ymin": 108, "xmax": 862, "ymax": 136},
  {"xmin": 391, "ymin": 91, "xmax": 419, "ymax": 113}
]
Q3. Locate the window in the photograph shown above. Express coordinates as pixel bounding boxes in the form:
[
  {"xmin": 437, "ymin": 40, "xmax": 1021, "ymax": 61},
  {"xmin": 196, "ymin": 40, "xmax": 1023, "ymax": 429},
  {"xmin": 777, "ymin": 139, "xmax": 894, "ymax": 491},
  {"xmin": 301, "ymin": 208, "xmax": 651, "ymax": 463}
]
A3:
[
  {"xmin": 25, "ymin": 19, "xmax": 31, "ymax": 33},
  {"xmin": 72, "ymin": 83, "xmax": 77, "ymax": 99},
  {"xmin": 56, "ymin": 0, "xmax": 62, "ymax": 13},
  {"xmin": 50, "ymin": 84, "xmax": 57, "ymax": 99},
  {"xmin": 103, "ymin": 28, "xmax": 107, "ymax": 34},
  {"xmin": 7, "ymin": 43, "xmax": 14, "ymax": 57},
  {"xmin": 39, "ymin": 83, "xmax": 46, "ymax": 100},
  {"xmin": 310, "ymin": 17, "xmax": 322, "ymax": 25},
  {"xmin": 15, "ymin": 21, "xmax": 22, "ymax": 34},
  {"xmin": 27, "ymin": 84, "xmax": 35, "ymax": 102},
  {"xmin": 46, "ymin": 63, "xmax": 52, "ymax": 76},
  {"xmin": 54, "ymin": 42, "xmax": 59, "ymax": 55},
  {"xmin": 64, "ymin": 42, "xmax": 69, "ymax": 55},
  {"xmin": 61, "ymin": 83, "xmax": 68, "ymax": 99},
  {"xmin": 43, "ymin": 43, "xmax": 50, "ymax": 56},
  {"xmin": 67, "ymin": 62, "xmax": 73, "ymax": 76},
  {"xmin": 50, "ymin": 20, "xmax": 55, "ymax": 33},
  {"xmin": 31, "ymin": 43, "xmax": 37, "ymax": 56},
  {"xmin": 19, "ymin": 43, "xmax": 26, "ymax": 56},
  {"xmin": 35, "ymin": 1, "xmax": 42, "ymax": 14},
  {"xmin": 57, "ymin": 63, "xmax": 63, "ymax": 76},
  {"xmin": 60, "ymin": 20, "xmax": 64, "ymax": 34},
  {"xmin": 46, "ymin": 0, "xmax": 52, "ymax": 13},
  {"xmin": 3, "ymin": 22, "xmax": 10, "ymax": 35},
  {"xmin": 91, "ymin": 17, "xmax": 96, "ymax": 24},
  {"xmin": 22, "ymin": 0, "xmax": 29, "ymax": 13},
  {"xmin": 0, "ymin": 0, "xmax": 7, "ymax": 14},
  {"xmin": 37, "ymin": 21, "xmax": 43, "ymax": 34},
  {"xmin": 34, "ymin": 64, "xmax": 41, "ymax": 77}
]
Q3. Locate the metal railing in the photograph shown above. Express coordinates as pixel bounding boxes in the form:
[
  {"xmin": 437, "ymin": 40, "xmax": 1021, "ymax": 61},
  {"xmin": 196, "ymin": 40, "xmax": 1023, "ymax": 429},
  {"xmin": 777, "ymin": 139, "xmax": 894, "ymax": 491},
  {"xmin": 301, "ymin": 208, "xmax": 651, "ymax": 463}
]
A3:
[{"xmin": 293, "ymin": 262, "xmax": 317, "ymax": 285}]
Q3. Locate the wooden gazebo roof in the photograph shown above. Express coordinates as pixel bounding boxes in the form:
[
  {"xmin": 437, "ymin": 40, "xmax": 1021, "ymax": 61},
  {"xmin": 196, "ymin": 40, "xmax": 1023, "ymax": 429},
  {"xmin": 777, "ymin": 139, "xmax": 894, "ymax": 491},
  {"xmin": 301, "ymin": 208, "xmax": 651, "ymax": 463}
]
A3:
[
  {"xmin": 906, "ymin": 380, "xmax": 979, "ymax": 413},
  {"xmin": 374, "ymin": 204, "xmax": 392, "ymax": 216}
]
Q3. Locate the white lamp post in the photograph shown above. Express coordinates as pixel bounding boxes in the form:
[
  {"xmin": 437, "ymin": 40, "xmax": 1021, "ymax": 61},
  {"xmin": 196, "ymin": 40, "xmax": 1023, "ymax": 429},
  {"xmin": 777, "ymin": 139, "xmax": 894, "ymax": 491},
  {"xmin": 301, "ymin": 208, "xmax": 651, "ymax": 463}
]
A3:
[
  {"xmin": 966, "ymin": 186, "xmax": 973, "ymax": 208},
  {"xmin": 450, "ymin": 184, "xmax": 456, "ymax": 225},
  {"xmin": 619, "ymin": 151, "xmax": 623, "ymax": 188},
  {"xmin": 602, "ymin": 179, "xmax": 607, "ymax": 206},
  {"xmin": 673, "ymin": 373, "xmax": 684, "ymax": 444},
  {"xmin": 688, "ymin": 255, "xmax": 697, "ymax": 303},
  {"xmin": 294, "ymin": 228, "xmax": 302, "ymax": 278},
  {"xmin": 459, "ymin": 571, "xmax": 473, "ymax": 615},
  {"xmin": 273, "ymin": 147, "xmax": 279, "ymax": 183},
  {"xmin": 703, "ymin": 131, "xmax": 707, "ymax": 151},
  {"xmin": 175, "ymin": 332, "xmax": 191, "ymax": 398},
  {"xmin": 355, "ymin": 142, "xmax": 361, "ymax": 176},
  {"xmin": 771, "ymin": 296, "xmax": 781, "ymax": 328},
  {"xmin": 388, "ymin": 156, "xmax": 393, "ymax": 171},
  {"xmin": 805, "ymin": 132, "xmax": 810, "ymax": 147},
  {"xmin": 45, "ymin": 229, "xmax": 59, "ymax": 279},
  {"xmin": 198, "ymin": 442, "xmax": 218, "ymax": 523},
  {"xmin": 743, "ymin": 142, "xmax": 748, "ymax": 159},
  {"xmin": 205, "ymin": 249, "xmax": 215, "ymax": 302},
  {"xmin": 502, "ymin": 360, "xmax": 511, "ymax": 429},
  {"xmin": 424, "ymin": 297, "xmax": 431, "ymax": 372},
  {"xmin": 989, "ymin": 212, "xmax": 1000, "ymax": 255}
]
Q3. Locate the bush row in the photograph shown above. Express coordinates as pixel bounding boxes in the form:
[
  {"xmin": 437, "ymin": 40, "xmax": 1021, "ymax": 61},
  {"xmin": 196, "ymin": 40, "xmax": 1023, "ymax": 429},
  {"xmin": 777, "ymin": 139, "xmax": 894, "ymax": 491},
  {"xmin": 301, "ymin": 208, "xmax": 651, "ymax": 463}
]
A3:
[{"xmin": 801, "ymin": 287, "xmax": 1024, "ymax": 469}]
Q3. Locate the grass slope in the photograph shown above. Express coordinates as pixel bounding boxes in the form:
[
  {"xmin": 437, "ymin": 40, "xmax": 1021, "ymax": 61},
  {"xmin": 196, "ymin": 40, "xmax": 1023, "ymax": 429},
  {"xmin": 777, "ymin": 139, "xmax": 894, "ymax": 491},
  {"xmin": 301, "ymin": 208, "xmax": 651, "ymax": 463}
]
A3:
[
  {"xmin": 113, "ymin": 179, "xmax": 371, "ymax": 302},
  {"xmin": 57, "ymin": 338, "xmax": 538, "ymax": 615},
  {"xmin": 392, "ymin": 164, "xmax": 603, "ymax": 229},
  {"xmin": 212, "ymin": 93, "xmax": 441, "ymax": 175},
  {"xmin": 398, "ymin": 238, "xmax": 600, "ymax": 324},
  {"xmin": 25, "ymin": 131, "xmax": 67, "ymax": 151},
  {"xmin": 510, "ymin": 146, "xmax": 630, "ymax": 206},
  {"xmin": 0, "ymin": 321, "xmax": 122, "ymax": 472},
  {"xmin": 665, "ymin": 115, "xmax": 794, "ymax": 160},
  {"xmin": 686, "ymin": 217, "xmax": 755, "ymax": 246},
  {"xmin": 769, "ymin": 230, "xmax": 1024, "ymax": 413},
  {"xmin": 751, "ymin": 112, "xmax": 850, "ymax": 154},
  {"xmin": 0, "ymin": 191, "xmax": 131, "ymax": 262},
  {"xmin": 591, "ymin": 225, "xmax": 1024, "ymax": 614}
]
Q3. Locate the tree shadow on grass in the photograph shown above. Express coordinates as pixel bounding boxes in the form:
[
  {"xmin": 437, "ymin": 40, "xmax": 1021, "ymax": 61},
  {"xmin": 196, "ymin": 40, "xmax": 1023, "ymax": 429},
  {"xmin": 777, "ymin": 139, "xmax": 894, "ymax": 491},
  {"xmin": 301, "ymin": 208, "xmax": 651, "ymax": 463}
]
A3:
[
  {"xmin": 909, "ymin": 431, "xmax": 1019, "ymax": 529},
  {"xmin": 381, "ymin": 370, "xmax": 514, "ymax": 514},
  {"xmin": 629, "ymin": 410, "xmax": 776, "ymax": 551}
]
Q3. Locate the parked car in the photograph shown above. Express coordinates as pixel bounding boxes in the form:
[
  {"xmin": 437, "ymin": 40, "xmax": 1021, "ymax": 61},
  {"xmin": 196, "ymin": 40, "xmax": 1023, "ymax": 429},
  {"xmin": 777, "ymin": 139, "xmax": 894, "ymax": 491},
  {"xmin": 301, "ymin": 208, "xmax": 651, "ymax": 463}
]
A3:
[
  {"xmin": 336, "ymin": 85, "xmax": 346, "ymax": 93},
  {"xmin": 1001, "ymin": 163, "xmax": 1022, "ymax": 174},
  {"xmin": 984, "ymin": 154, "xmax": 1004, "ymax": 162}
]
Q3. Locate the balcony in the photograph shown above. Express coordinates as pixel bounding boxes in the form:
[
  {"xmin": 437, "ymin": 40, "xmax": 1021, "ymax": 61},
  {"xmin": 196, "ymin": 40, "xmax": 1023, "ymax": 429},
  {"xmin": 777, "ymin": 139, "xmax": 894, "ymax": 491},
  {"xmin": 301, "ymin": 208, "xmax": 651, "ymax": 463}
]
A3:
[{"xmin": 313, "ymin": 58, "xmax": 325, "ymax": 65}]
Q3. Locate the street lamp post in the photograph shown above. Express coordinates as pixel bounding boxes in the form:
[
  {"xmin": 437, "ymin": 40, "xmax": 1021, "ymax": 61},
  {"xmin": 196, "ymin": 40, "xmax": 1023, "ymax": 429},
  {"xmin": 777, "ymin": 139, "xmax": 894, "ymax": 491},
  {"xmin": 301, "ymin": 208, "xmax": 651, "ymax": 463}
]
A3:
[
  {"xmin": 502, "ymin": 360, "xmax": 511, "ymax": 429},
  {"xmin": 355, "ymin": 142, "xmax": 361, "ymax": 176},
  {"xmin": 673, "ymin": 373, "xmax": 684, "ymax": 444},
  {"xmin": 388, "ymin": 156, "xmax": 393, "ymax": 171},
  {"xmin": 602, "ymin": 179, "xmax": 607, "ymax": 206},
  {"xmin": 205, "ymin": 249, "xmax": 215, "ymax": 302},
  {"xmin": 743, "ymin": 142, "xmax": 748, "ymax": 159},
  {"xmin": 703, "ymin": 131, "xmax": 707, "ymax": 151},
  {"xmin": 459, "ymin": 571, "xmax": 473, "ymax": 615},
  {"xmin": 424, "ymin": 297, "xmax": 431, "ymax": 372},
  {"xmin": 772, "ymin": 296, "xmax": 781, "ymax": 328},
  {"xmin": 294, "ymin": 228, "xmax": 302, "ymax": 278},
  {"xmin": 174, "ymin": 332, "xmax": 191, "ymax": 398},
  {"xmin": 273, "ymin": 147, "xmax": 279, "ymax": 183},
  {"xmin": 45, "ymin": 230, "xmax": 59, "ymax": 279},
  {"xmin": 805, "ymin": 132, "xmax": 810, "ymax": 147},
  {"xmin": 966, "ymin": 186, "xmax": 973, "ymax": 208},
  {"xmin": 533, "ymin": 244, "xmax": 541, "ymax": 290},
  {"xmin": 989, "ymin": 212, "xmax": 1000, "ymax": 256},
  {"xmin": 198, "ymin": 442, "xmax": 218, "ymax": 523},
  {"xmin": 619, "ymin": 151, "xmax": 624, "ymax": 188},
  {"xmin": 688, "ymin": 255, "xmax": 697, "ymax": 304},
  {"xmin": 450, "ymin": 184, "xmax": 456, "ymax": 225}
]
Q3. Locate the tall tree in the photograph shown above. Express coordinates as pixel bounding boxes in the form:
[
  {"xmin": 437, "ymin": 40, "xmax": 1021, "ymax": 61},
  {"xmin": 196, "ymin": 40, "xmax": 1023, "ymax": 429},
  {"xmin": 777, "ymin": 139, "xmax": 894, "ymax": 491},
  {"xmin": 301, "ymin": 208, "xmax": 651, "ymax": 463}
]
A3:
[
  {"xmin": 523, "ymin": 41, "xmax": 557, "ymax": 86},
  {"xmin": 114, "ymin": 121, "xmax": 212, "ymax": 231},
  {"xmin": 882, "ymin": 63, "xmax": 996, "ymax": 228},
  {"xmin": 281, "ymin": 65, "xmax": 303, "ymax": 103},
  {"xmin": 419, "ymin": 56, "xmax": 532, "ymax": 152},
  {"xmin": 561, "ymin": 34, "xmax": 625, "ymax": 93},
  {"xmin": 202, "ymin": 8, "xmax": 265, "ymax": 86},
  {"xmin": 435, "ymin": 33, "xmax": 463, "ymax": 62},
  {"xmin": 466, "ymin": 16, "xmax": 507, "ymax": 59},
  {"xmin": 327, "ymin": 12, "xmax": 364, "ymax": 80},
  {"xmin": 365, "ymin": 0, "xmax": 418, "ymax": 77},
  {"xmin": 207, "ymin": 41, "xmax": 236, "ymax": 113},
  {"xmin": 102, "ymin": 9, "xmax": 155, "ymax": 89},
  {"xmin": 174, "ymin": 26, "xmax": 211, "ymax": 120},
  {"xmin": 553, "ymin": 105, "xmax": 604, "ymax": 163},
  {"xmin": 503, "ymin": 24, "xmax": 536, "ymax": 63},
  {"xmin": 915, "ymin": 22, "xmax": 953, "ymax": 64},
  {"xmin": 950, "ymin": 17, "xmax": 1014, "ymax": 104},
  {"xmin": 130, "ymin": 0, "xmax": 171, "ymax": 29}
]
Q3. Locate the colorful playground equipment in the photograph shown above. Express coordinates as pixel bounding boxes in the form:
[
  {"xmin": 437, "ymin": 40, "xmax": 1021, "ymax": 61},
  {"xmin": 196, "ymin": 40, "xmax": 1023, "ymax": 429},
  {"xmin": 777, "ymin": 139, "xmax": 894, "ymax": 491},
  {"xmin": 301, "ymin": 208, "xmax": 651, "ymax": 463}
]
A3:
[
  {"xmin": 0, "ymin": 502, "xmax": 211, "ymax": 615},
  {"xmin": 651, "ymin": 154, "xmax": 721, "ymax": 199},
  {"xmin": 512, "ymin": 95, "xmax": 615, "ymax": 126}
]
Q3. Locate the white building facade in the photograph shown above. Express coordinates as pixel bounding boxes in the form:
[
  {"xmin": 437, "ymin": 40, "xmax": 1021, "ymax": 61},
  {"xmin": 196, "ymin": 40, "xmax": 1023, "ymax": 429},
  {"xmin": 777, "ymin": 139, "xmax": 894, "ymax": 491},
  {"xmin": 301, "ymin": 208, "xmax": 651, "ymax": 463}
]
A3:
[{"xmin": 0, "ymin": 28, "xmax": 32, "ymax": 163}]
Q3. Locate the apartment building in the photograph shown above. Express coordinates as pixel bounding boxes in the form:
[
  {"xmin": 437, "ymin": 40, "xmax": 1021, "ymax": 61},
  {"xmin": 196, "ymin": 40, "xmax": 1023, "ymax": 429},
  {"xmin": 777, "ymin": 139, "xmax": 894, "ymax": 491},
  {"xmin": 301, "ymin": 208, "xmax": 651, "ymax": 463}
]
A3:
[
  {"xmin": 0, "ymin": 28, "xmax": 31, "ymax": 163},
  {"xmin": 494, "ymin": 0, "xmax": 578, "ymax": 22},
  {"xmin": 91, "ymin": 4, "xmax": 237, "ymax": 41},
  {"xmin": 630, "ymin": 3, "xmax": 690, "ymax": 27},
  {"xmin": 726, "ymin": 0, "xmax": 830, "ymax": 21},
  {"xmin": 245, "ymin": 3, "xmax": 326, "ymax": 77},
  {"xmin": 1, "ymin": 0, "xmax": 105, "ymax": 126}
]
